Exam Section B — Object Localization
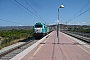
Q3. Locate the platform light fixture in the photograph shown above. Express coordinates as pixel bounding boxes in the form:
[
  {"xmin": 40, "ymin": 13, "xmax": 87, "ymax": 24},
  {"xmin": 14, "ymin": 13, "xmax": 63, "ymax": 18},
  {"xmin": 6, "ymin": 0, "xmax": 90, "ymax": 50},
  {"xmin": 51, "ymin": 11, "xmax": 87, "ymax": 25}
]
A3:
[{"xmin": 57, "ymin": 5, "xmax": 64, "ymax": 44}]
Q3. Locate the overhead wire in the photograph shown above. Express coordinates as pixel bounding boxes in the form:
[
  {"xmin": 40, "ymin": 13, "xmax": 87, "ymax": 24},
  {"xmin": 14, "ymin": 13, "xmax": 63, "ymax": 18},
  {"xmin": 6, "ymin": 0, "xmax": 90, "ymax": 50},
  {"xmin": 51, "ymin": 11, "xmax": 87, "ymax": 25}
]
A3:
[
  {"xmin": 0, "ymin": 0, "xmax": 34, "ymax": 26},
  {"xmin": 74, "ymin": 1, "xmax": 90, "ymax": 17},
  {"xmin": 25, "ymin": 0, "xmax": 39, "ymax": 16},
  {"xmin": 11, "ymin": 0, "xmax": 40, "ymax": 21},
  {"xmin": 14, "ymin": 0, "xmax": 46, "ymax": 23},
  {"xmin": 9, "ymin": 0, "xmax": 32, "ymax": 16},
  {"xmin": 1, "ymin": 0, "xmax": 46, "ymax": 26},
  {"xmin": 0, "ymin": 19, "xmax": 26, "ymax": 25},
  {"xmin": 67, "ymin": 7, "xmax": 90, "ymax": 23},
  {"xmin": 25, "ymin": 0, "xmax": 46, "ymax": 23},
  {"xmin": 66, "ymin": 1, "xmax": 90, "ymax": 24},
  {"xmin": 0, "ymin": 8, "xmax": 29, "ymax": 22},
  {"xmin": 14, "ymin": 0, "xmax": 37, "ymax": 17},
  {"xmin": 9, "ymin": 0, "xmax": 36, "ymax": 25},
  {"xmin": 25, "ymin": 0, "xmax": 28, "ymax": 10},
  {"xmin": 0, "ymin": 2, "xmax": 27, "ymax": 26}
]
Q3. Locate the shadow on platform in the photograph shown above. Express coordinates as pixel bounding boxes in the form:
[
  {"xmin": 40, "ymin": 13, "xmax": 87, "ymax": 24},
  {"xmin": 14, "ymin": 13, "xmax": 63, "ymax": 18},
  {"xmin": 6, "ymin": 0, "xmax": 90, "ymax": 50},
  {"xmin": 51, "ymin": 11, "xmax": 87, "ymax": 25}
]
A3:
[{"xmin": 52, "ymin": 42, "xmax": 85, "ymax": 45}]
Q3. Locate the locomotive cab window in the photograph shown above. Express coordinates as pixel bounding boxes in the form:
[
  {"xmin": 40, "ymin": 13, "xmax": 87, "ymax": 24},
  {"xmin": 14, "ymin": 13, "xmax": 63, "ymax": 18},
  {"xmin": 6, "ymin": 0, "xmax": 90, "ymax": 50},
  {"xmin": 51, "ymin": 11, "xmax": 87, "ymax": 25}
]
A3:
[
  {"xmin": 44, "ymin": 26, "xmax": 45, "ymax": 28},
  {"xmin": 35, "ymin": 25, "xmax": 42, "ymax": 28}
]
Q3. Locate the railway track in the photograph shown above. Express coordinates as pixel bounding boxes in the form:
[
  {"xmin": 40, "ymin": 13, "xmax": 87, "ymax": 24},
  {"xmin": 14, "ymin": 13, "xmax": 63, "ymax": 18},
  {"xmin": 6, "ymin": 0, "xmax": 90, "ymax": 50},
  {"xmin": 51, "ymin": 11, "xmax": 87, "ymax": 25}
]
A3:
[
  {"xmin": 62, "ymin": 31, "xmax": 90, "ymax": 44},
  {"xmin": 0, "ymin": 38, "xmax": 38, "ymax": 60}
]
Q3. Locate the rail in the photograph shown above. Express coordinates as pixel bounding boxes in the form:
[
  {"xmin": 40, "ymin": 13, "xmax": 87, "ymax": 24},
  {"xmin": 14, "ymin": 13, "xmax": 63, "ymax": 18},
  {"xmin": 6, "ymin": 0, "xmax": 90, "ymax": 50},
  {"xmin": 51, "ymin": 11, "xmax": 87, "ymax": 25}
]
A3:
[
  {"xmin": 62, "ymin": 31, "xmax": 90, "ymax": 44},
  {"xmin": 0, "ymin": 38, "xmax": 37, "ymax": 60}
]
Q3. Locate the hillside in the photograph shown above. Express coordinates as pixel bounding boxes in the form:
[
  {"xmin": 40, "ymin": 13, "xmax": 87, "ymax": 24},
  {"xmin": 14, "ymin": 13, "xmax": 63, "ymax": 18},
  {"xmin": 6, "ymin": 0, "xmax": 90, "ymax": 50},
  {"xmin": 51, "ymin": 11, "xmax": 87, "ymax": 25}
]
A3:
[{"xmin": 0, "ymin": 26, "xmax": 33, "ymax": 30}]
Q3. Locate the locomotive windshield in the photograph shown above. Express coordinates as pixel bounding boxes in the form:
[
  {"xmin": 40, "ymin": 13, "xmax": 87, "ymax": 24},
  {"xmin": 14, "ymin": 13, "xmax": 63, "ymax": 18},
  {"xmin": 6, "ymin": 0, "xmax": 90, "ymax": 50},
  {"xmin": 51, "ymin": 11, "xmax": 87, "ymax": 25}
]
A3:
[{"xmin": 35, "ymin": 25, "xmax": 42, "ymax": 28}]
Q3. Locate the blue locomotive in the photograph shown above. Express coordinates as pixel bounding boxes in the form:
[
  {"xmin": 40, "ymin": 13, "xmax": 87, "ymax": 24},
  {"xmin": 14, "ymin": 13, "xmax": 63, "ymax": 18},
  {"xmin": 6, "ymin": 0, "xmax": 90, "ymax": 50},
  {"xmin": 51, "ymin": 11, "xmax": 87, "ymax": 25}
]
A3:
[{"xmin": 33, "ymin": 22, "xmax": 50, "ymax": 38}]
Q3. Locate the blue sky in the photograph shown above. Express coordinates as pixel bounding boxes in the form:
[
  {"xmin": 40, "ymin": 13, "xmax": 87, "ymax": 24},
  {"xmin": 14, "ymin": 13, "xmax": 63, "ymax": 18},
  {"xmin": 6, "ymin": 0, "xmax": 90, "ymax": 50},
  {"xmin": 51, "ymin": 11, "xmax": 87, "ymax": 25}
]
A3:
[{"xmin": 0, "ymin": 0, "xmax": 90, "ymax": 26}]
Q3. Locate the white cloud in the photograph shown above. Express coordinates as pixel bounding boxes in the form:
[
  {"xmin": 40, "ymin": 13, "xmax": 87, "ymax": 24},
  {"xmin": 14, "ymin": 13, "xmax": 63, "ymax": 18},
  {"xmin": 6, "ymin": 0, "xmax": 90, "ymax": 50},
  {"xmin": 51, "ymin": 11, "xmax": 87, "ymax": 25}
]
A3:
[
  {"xmin": 19, "ymin": 25, "xmax": 23, "ymax": 26},
  {"xmin": 68, "ymin": 23, "xmax": 71, "ymax": 25},
  {"xmin": 81, "ymin": 22, "xmax": 86, "ymax": 24},
  {"xmin": 66, "ymin": 22, "xmax": 87, "ymax": 25}
]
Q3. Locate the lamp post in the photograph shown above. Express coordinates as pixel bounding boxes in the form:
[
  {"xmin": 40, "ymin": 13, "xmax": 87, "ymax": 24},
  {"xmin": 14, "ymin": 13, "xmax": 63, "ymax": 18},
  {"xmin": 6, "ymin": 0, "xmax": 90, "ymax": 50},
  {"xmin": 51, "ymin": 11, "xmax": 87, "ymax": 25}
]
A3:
[{"xmin": 57, "ymin": 5, "xmax": 64, "ymax": 44}]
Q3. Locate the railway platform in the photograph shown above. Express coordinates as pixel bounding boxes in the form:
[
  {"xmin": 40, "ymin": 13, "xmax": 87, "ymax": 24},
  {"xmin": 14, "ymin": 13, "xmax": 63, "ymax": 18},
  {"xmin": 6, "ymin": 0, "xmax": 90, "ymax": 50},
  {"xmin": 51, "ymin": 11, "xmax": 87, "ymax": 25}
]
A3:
[{"xmin": 11, "ymin": 31, "xmax": 90, "ymax": 60}]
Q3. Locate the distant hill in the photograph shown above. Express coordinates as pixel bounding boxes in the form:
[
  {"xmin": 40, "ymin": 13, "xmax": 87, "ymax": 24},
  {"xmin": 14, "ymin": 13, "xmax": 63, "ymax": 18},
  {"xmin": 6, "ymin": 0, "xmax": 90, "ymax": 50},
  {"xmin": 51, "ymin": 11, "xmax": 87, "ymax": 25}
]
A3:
[{"xmin": 0, "ymin": 26, "xmax": 33, "ymax": 30}]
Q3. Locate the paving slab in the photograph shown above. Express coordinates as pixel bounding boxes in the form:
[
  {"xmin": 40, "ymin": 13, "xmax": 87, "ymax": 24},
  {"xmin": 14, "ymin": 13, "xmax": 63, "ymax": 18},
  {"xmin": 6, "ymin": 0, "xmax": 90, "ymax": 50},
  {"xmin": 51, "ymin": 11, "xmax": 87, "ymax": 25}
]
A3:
[{"xmin": 12, "ymin": 31, "xmax": 90, "ymax": 60}]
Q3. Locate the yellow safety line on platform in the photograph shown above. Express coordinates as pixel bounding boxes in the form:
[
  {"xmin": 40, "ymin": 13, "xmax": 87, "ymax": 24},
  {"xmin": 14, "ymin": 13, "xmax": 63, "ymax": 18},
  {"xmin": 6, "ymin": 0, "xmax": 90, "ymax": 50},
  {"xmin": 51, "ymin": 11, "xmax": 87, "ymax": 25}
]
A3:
[
  {"xmin": 65, "ymin": 34, "xmax": 90, "ymax": 55},
  {"xmin": 27, "ymin": 39, "xmax": 48, "ymax": 60},
  {"xmin": 78, "ymin": 45, "xmax": 90, "ymax": 55}
]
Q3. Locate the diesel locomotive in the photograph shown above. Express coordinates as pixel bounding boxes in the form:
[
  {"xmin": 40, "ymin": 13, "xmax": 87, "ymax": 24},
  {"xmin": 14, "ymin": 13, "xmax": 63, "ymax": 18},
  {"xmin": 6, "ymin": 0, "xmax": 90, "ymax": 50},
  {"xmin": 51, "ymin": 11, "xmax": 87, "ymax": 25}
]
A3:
[{"xmin": 33, "ymin": 22, "xmax": 51, "ymax": 38}]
